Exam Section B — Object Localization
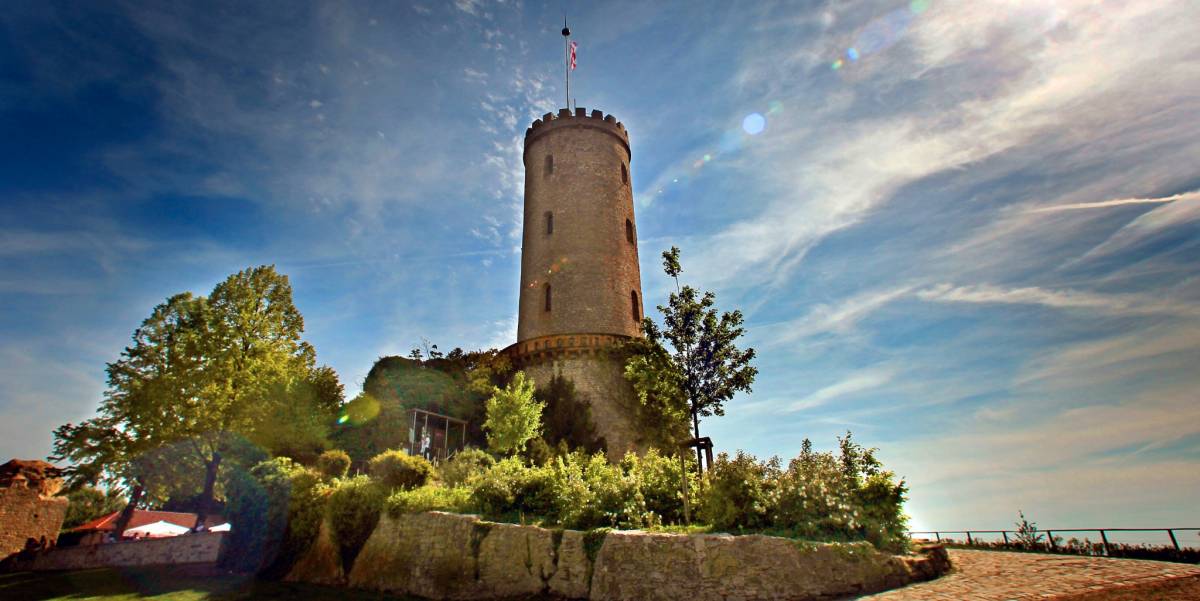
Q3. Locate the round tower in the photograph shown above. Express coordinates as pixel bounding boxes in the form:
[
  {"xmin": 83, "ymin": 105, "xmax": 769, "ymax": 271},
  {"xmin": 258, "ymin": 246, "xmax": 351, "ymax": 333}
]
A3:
[{"xmin": 503, "ymin": 107, "xmax": 644, "ymax": 458}]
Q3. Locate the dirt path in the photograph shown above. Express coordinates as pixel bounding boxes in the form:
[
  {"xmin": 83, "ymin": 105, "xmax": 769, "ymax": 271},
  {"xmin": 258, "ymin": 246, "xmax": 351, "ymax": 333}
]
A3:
[{"xmin": 858, "ymin": 549, "xmax": 1200, "ymax": 600}]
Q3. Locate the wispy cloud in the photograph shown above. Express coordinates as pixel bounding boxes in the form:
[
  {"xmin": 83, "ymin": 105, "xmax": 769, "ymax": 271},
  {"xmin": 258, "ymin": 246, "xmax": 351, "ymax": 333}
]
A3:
[
  {"xmin": 917, "ymin": 283, "xmax": 1200, "ymax": 318},
  {"xmin": 786, "ymin": 364, "xmax": 897, "ymax": 413},
  {"xmin": 764, "ymin": 286, "xmax": 912, "ymax": 346},
  {"xmin": 1030, "ymin": 190, "xmax": 1200, "ymax": 213}
]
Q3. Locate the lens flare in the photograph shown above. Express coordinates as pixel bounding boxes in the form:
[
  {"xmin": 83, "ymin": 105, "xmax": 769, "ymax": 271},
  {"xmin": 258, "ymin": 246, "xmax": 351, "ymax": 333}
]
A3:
[
  {"xmin": 767, "ymin": 100, "xmax": 783, "ymax": 115},
  {"xmin": 910, "ymin": 0, "xmax": 930, "ymax": 14},
  {"xmin": 703, "ymin": 154, "xmax": 712, "ymax": 162},
  {"xmin": 831, "ymin": 59, "xmax": 844, "ymax": 70},
  {"xmin": 742, "ymin": 113, "xmax": 766, "ymax": 135},
  {"xmin": 847, "ymin": 47, "xmax": 860, "ymax": 61}
]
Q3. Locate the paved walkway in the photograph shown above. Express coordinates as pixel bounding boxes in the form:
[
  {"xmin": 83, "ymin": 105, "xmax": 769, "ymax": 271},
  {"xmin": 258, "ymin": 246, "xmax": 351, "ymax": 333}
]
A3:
[{"xmin": 859, "ymin": 549, "xmax": 1200, "ymax": 600}]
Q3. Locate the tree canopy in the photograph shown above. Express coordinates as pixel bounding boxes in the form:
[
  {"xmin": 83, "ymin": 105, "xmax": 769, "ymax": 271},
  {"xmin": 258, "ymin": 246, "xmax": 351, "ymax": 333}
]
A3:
[
  {"xmin": 52, "ymin": 265, "xmax": 342, "ymax": 518},
  {"xmin": 626, "ymin": 247, "xmax": 757, "ymax": 470},
  {"xmin": 483, "ymin": 371, "xmax": 543, "ymax": 455}
]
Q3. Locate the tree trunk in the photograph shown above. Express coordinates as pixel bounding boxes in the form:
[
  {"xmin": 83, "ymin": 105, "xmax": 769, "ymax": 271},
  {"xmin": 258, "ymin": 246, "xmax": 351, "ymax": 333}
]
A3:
[
  {"xmin": 113, "ymin": 480, "xmax": 144, "ymax": 541},
  {"xmin": 692, "ymin": 411, "xmax": 703, "ymax": 474},
  {"xmin": 194, "ymin": 451, "xmax": 222, "ymax": 531}
]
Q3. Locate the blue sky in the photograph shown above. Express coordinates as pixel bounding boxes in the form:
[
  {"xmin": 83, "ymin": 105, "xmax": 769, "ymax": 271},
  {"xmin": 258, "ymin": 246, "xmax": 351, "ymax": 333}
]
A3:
[{"xmin": 2, "ymin": 0, "xmax": 1198, "ymax": 535}]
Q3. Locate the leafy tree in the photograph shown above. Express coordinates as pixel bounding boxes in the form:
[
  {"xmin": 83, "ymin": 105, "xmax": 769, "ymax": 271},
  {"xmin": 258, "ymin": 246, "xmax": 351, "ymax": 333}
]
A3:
[
  {"xmin": 52, "ymin": 265, "xmax": 341, "ymax": 528},
  {"xmin": 537, "ymin": 374, "xmax": 606, "ymax": 453},
  {"xmin": 630, "ymin": 247, "xmax": 757, "ymax": 472},
  {"xmin": 621, "ymin": 335, "xmax": 690, "ymax": 448},
  {"xmin": 483, "ymin": 371, "xmax": 543, "ymax": 455},
  {"xmin": 60, "ymin": 486, "xmax": 126, "ymax": 530}
]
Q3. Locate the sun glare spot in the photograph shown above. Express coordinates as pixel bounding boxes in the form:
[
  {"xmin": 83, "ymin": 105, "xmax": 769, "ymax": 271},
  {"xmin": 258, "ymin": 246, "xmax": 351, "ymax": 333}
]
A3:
[{"xmin": 742, "ymin": 113, "xmax": 766, "ymax": 135}]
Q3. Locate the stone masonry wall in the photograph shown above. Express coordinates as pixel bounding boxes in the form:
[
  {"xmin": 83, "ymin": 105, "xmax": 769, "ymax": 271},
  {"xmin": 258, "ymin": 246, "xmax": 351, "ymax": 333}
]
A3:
[
  {"xmin": 5, "ymin": 532, "xmax": 227, "ymax": 571},
  {"xmin": 524, "ymin": 354, "xmax": 641, "ymax": 461},
  {"xmin": 290, "ymin": 511, "xmax": 951, "ymax": 601},
  {"xmin": 0, "ymin": 486, "xmax": 68, "ymax": 560}
]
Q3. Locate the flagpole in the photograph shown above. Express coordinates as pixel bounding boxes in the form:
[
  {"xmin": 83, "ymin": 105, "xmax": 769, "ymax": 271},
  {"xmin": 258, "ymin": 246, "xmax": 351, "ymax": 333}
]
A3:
[{"xmin": 562, "ymin": 17, "xmax": 570, "ymax": 110}]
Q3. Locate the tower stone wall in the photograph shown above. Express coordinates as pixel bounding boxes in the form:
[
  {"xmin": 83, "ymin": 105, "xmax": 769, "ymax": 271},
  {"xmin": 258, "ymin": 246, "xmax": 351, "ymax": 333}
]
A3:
[{"xmin": 504, "ymin": 108, "xmax": 644, "ymax": 459}]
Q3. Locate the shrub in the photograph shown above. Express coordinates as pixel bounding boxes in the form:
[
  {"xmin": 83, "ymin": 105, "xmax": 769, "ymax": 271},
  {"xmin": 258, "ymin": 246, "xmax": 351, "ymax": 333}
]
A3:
[
  {"xmin": 439, "ymin": 447, "xmax": 494, "ymax": 487},
  {"xmin": 274, "ymin": 467, "xmax": 327, "ymax": 574},
  {"xmin": 368, "ymin": 449, "xmax": 436, "ymax": 491},
  {"xmin": 622, "ymin": 448, "xmax": 696, "ymax": 526},
  {"xmin": 549, "ymin": 451, "xmax": 637, "ymax": 529},
  {"xmin": 222, "ymin": 457, "xmax": 303, "ymax": 572},
  {"xmin": 316, "ymin": 449, "xmax": 351, "ymax": 479},
  {"xmin": 773, "ymin": 435, "xmax": 909, "ymax": 552},
  {"xmin": 326, "ymin": 475, "xmax": 385, "ymax": 573},
  {"xmin": 469, "ymin": 456, "xmax": 555, "ymax": 519},
  {"xmin": 698, "ymin": 451, "xmax": 781, "ymax": 532},
  {"xmin": 386, "ymin": 485, "xmax": 472, "ymax": 517}
]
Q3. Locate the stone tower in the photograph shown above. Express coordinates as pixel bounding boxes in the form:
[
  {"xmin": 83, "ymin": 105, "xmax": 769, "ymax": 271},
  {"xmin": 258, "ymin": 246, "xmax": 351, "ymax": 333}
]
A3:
[{"xmin": 503, "ymin": 107, "xmax": 644, "ymax": 458}]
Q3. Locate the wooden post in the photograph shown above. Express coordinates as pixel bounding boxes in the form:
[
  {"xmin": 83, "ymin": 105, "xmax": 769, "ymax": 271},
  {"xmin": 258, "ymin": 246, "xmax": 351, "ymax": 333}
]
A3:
[{"xmin": 680, "ymin": 453, "xmax": 690, "ymax": 525}]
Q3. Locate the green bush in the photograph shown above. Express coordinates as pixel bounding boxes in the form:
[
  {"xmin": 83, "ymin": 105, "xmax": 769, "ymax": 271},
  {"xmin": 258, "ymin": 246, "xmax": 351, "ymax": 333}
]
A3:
[
  {"xmin": 385, "ymin": 485, "xmax": 472, "ymax": 517},
  {"xmin": 368, "ymin": 449, "xmax": 436, "ymax": 490},
  {"xmin": 468, "ymin": 456, "xmax": 555, "ymax": 519},
  {"xmin": 316, "ymin": 449, "xmax": 351, "ymax": 479},
  {"xmin": 622, "ymin": 448, "xmax": 696, "ymax": 526},
  {"xmin": 222, "ymin": 457, "xmax": 304, "ymax": 572},
  {"xmin": 438, "ymin": 448, "xmax": 494, "ymax": 487},
  {"xmin": 275, "ymin": 467, "xmax": 327, "ymax": 574},
  {"xmin": 326, "ymin": 475, "xmax": 385, "ymax": 573},
  {"xmin": 698, "ymin": 451, "xmax": 781, "ymax": 532},
  {"xmin": 548, "ymin": 452, "xmax": 631, "ymax": 529}
]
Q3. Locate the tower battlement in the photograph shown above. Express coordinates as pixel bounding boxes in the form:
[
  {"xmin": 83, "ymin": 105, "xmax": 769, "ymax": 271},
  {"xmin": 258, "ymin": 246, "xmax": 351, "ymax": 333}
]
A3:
[{"xmin": 525, "ymin": 108, "xmax": 630, "ymax": 158}]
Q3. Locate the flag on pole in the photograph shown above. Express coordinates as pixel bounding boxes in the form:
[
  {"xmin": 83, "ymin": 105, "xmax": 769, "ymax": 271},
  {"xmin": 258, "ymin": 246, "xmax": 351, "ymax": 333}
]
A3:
[{"xmin": 569, "ymin": 41, "xmax": 578, "ymax": 70}]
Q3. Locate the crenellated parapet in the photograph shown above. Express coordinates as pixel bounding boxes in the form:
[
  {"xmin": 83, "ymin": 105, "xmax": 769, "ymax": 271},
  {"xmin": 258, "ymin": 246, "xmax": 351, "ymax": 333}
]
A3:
[{"xmin": 524, "ymin": 107, "xmax": 630, "ymax": 159}]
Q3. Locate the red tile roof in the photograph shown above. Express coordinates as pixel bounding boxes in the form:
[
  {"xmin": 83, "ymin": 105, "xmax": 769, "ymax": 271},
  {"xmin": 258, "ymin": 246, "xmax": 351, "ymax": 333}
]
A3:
[{"xmin": 72, "ymin": 509, "xmax": 220, "ymax": 532}]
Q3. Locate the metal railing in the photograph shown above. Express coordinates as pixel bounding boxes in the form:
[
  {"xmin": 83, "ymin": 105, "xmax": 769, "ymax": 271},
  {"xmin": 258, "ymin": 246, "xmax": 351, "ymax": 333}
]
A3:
[{"xmin": 908, "ymin": 528, "xmax": 1199, "ymax": 555}]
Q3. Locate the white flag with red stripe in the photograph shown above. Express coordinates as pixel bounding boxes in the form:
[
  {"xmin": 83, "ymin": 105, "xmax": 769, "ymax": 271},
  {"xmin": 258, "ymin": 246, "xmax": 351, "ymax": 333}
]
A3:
[{"xmin": 569, "ymin": 41, "xmax": 578, "ymax": 70}]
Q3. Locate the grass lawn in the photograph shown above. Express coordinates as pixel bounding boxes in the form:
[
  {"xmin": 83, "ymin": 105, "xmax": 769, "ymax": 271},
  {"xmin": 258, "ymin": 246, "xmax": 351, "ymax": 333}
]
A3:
[{"xmin": 0, "ymin": 566, "xmax": 426, "ymax": 601}]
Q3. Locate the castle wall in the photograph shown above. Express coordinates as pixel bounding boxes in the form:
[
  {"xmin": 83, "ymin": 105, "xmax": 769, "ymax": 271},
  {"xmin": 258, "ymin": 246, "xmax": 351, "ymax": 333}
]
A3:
[
  {"xmin": 0, "ymin": 486, "xmax": 68, "ymax": 560},
  {"xmin": 518, "ymin": 109, "xmax": 643, "ymax": 343},
  {"xmin": 523, "ymin": 352, "xmax": 641, "ymax": 460}
]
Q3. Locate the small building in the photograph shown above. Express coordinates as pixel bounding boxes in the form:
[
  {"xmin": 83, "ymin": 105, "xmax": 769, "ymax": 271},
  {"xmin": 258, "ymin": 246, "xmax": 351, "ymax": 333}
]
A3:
[{"xmin": 406, "ymin": 407, "xmax": 468, "ymax": 463}]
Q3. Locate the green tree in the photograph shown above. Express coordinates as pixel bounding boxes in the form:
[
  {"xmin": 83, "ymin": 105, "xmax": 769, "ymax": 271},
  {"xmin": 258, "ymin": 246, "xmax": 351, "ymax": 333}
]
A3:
[
  {"xmin": 52, "ymin": 265, "xmax": 341, "ymax": 528},
  {"xmin": 483, "ymin": 371, "xmax": 543, "ymax": 455},
  {"xmin": 60, "ymin": 486, "xmax": 127, "ymax": 530},
  {"xmin": 631, "ymin": 247, "xmax": 757, "ymax": 472}
]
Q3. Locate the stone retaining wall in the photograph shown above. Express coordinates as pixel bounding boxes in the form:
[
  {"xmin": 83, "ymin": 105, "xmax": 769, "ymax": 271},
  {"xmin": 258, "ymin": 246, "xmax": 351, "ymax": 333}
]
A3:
[
  {"xmin": 5, "ymin": 532, "xmax": 227, "ymax": 571},
  {"xmin": 288, "ymin": 512, "xmax": 950, "ymax": 600}
]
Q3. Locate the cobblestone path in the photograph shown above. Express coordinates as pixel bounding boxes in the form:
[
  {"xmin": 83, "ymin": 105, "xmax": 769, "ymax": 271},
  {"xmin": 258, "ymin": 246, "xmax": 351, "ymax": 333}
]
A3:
[{"xmin": 858, "ymin": 549, "xmax": 1200, "ymax": 600}]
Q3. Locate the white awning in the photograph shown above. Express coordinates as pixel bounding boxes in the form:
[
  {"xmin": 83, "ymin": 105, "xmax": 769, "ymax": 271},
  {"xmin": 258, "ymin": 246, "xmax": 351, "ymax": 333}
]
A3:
[{"xmin": 124, "ymin": 520, "xmax": 190, "ymax": 538}]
